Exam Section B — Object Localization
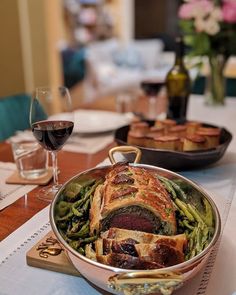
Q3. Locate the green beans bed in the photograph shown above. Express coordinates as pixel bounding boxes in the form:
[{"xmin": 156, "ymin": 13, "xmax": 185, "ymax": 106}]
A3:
[
  {"xmin": 158, "ymin": 176, "xmax": 215, "ymax": 260},
  {"xmin": 54, "ymin": 174, "xmax": 215, "ymax": 260},
  {"xmin": 55, "ymin": 178, "xmax": 103, "ymax": 255}
]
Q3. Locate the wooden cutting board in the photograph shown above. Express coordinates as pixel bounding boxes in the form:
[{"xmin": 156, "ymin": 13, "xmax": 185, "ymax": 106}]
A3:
[
  {"xmin": 26, "ymin": 231, "xmax": 80, "ymax": 277},
  {"xmin": 26, "ymin": 232, "xmax": 114, "ymax": 294}
]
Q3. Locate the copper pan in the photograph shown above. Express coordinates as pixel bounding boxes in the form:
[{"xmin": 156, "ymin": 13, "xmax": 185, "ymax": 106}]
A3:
[{"xmin": 50, "ymin": 146, "xmax": 221, "ymax": 295}]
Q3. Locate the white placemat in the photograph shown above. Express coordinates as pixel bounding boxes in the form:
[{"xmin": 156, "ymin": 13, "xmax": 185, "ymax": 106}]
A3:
[
  {"xmin": 0, "ymin": 162, "xmax": 37, "ymax": 211},
  {"xmin": 64, "ymin": 133, "xmax": 114, "ymax": 154}
]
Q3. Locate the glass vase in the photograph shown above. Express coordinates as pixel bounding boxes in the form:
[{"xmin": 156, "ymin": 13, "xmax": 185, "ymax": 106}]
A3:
[{"xmin": 205, "ymin": 55, "xmax": 227, "ymax": 106}]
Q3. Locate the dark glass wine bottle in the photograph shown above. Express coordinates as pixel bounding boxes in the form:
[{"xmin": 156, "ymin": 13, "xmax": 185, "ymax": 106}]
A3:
[{"xmin": 165, "ymin": 37, "xmax": 191, "ymax": 123}]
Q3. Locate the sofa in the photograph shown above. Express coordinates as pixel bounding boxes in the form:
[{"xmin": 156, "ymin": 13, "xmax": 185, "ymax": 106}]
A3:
[{"xmin": 83, "ymin": 38, "xmax": 170, "ymax": 102}]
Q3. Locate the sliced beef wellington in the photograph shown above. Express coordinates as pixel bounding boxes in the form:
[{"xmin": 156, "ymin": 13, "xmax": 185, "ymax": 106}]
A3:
[
  {"xmin": 94, "ymin": 228, "xmax": 187, "ymax": 269},
  {"xmin": 97, "ymin": 253, "xmax": 163, "ymax": 270},
  {"xmin": 102, "ymin": 228, "xmax": 187, "ymax": 253},
  {"xmin": 90, "ymin": 163, "xmax": 176, "ymax": 236}
]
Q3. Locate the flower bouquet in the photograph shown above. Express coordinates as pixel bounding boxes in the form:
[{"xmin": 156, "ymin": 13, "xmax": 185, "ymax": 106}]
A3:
[{"xmin": 178, "ymin": 0, "xmax": 236, "ymax": 105}]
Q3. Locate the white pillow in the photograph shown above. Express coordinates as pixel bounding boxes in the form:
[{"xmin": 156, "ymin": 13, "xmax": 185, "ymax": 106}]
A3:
[{"xmin": 131, "ymin": 39, "xmax": 164, "ymax": 70}]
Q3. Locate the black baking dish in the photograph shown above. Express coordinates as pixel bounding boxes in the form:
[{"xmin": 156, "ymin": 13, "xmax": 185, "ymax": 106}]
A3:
[{"xmin": 114, "ymin": 121, "xmax": 232, "ymax": 171}]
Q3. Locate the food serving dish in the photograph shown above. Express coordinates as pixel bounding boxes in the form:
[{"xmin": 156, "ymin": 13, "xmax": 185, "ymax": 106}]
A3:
[
  {"xmin": 114, "ymin": 121, "xmax": 232, "ymax": 170},
  {"xmin": 50, "ymin": 146, "xmax": 221, "ymax": 295}
]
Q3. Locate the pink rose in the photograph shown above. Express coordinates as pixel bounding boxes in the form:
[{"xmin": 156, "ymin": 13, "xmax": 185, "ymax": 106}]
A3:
[
  {"xmin": 178, "ymin": 2, "xmax": 195, "ymax": 19},
  {"xmin": 222, "ymin": 0, "xmax": 236, "ymax": 23},
  {"xmin": 178, "ymin": 0, "xmax": 214, "ymax": 20}
]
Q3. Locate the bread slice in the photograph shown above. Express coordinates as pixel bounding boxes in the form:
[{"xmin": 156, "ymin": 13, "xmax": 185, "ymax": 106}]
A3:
[
  {"xmin": 168, "ymin": 125, "xmax": 187, "ymax": 138},
  {"xmin": 196, "ymin": 127, "xmax": 221, "ymax": 149},
  {"xmin": 153, "ymin": 135, "xmax": 183, "ymax": 151},
  {"xmin": 186, "ymin": 121, "xmax": 202, "ymax": 135},
  {"xmin": 183, "ymin": 134, "xmax": 207, "ymax": 151},
  {"xmin": 127, "ymin": 131, "xmax": 147, "ymax": 147},
  {"xmin": 154, "ymin": 119, "xmax": 176, "ymax": 134}
]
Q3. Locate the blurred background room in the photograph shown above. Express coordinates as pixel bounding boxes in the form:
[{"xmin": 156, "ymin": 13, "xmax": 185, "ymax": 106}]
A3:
[{"xmin": 0, "ymin": 0, "xmax": 236, "ymax": 140}]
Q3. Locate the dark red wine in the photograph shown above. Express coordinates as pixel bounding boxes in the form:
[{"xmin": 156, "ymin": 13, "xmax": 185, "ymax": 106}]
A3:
[
  {"xmin": 141, "ymin": 80, "xmax": 165, "ymax": 96},
  {"xmin": 32, "ymin": 120, "xmax": 74, "ymax": 151},
  {"xmin": 167, "ymin": 95, "xmax": 189, "ymax": 123}
]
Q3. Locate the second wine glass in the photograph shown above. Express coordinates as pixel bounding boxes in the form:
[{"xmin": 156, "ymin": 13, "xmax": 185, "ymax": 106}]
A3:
[
  {"xmin": 140, "ymin": 80, "xmax": 165, "ymax": 120},
  {"xmin": 30, "ymin": 86, "xmax": 74, "ymax": 201}
]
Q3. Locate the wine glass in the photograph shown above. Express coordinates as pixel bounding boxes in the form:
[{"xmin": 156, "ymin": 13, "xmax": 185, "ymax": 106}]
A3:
[
  {"xmin": 140, "ymin": 80, "xmax": 165, "ymax": 120},
  {"xmin": 30, "ymin": 86, "xmax": 74, "ymax": 201}
]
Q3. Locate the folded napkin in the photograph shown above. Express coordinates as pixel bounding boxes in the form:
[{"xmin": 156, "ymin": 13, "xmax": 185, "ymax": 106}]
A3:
[
  {"xmin": 63, "ymin": 133, "xmax": 114, "ymax": 154},
  {"xmin": 0, "ymin": 162, "xmax": 36, "ymax": 211},
  {"xmin": 8, "ymin": 130, "xmax": 114, "ymax": 154},
  {"xmin": 8, "ymin": 130, "xmax": 34, "ymax": 143}
]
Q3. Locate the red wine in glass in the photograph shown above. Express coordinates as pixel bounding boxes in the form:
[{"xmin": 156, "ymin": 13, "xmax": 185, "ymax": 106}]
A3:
[
  {"xmin": 140, "ymin": 80, "xmax": 165, "ymax": 120},
  {"xmin": 30, "ymin": 86, "xmax": 74, "ymax": 202},
  {"xmin": 32, "ymin": 120, "xmax": 74, "ymax": 151}
]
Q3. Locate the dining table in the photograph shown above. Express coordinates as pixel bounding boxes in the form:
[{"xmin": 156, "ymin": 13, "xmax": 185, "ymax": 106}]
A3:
[{"xmin": 0, "ymin": 94, "xmax": 235, "ymax": 295}]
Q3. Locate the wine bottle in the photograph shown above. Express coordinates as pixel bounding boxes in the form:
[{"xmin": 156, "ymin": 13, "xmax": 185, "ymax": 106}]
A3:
[{"xmin": 165, "ymin": 37, "xmax": 191, "ymax": 123}]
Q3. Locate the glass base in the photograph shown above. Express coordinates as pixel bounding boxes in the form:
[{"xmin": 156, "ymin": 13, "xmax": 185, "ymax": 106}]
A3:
[{"xmin": 36, "ymin": 184, "xmax": 62, "ymax": 202}]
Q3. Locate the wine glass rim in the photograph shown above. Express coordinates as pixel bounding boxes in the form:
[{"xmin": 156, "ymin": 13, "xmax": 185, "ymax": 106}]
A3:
[{"xmin": 35, "ymin": 86, "xmax": 69, "ymax": 91}]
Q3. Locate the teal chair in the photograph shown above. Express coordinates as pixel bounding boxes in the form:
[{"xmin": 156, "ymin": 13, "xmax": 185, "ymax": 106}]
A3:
[{"xmin": 0, "ymin": 94, "xmax": 31, "ymax": 141}]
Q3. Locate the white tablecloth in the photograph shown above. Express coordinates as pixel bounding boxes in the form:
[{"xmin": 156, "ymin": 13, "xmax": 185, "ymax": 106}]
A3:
[
  {"xmin": 0, "ymin": 162, "xmax": 37, "ymax": 211},
  {"xmin": 186, "ymin": 95, "xmax": 236, "ymax": 295}
]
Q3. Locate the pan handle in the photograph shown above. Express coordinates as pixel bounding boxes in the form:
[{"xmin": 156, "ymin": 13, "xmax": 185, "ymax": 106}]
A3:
[
  {"xmin": 108, "ymin": 146, "xmax": 142, "ymax": 164},
  {"xmin": 108, "ymin": 270, "xmax": 183, "ymax": 295}
]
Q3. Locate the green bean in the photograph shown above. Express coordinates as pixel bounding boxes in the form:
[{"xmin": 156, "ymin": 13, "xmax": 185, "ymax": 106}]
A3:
[
  {"xmin": 71, "ymin": 205, "xmax": 84, "ymax": 217},
  {"xmin": 80, "ymin": 178, "xmax": 96, "ymax": 188},
  {"xmin": 72, "ymin": 198, "xmax": 85, "ymax": 209},
  {"xmin": 82, "ymin": 198, "xmax": 90, "ymax": 213},
  {"xmin": 69, "ymin": 240, "xmax": 80, "ymax": 250},
  {"xmin": 182, "ymin": 219, "xmax": 194, "ymax": 230},
  {"xmin": 187, "ymin": 204, "xmax": 206, "ymax": 225},
  {"xmin": 78, "ymin": 247, "xmax": 85, "ymax": 255},
  {"xmin": 64, "ymin": 182, "xmax": 82, "ymax": 200},
  {"xmin": 72, "ymin": 197, "xmax": 91, "ymax": 217},
  {"xmin": 69, "ymin": 235, "xmax": 98, "ymax": 251},
  {"xmin": 203, "ymin": 198, "xmax": 214, "ymax": 227},
  {"xmin": 67, "ymin": 220, "xmax": 90, "ymax": 238},
  {"xmin": 56, "ymin": 211, "xmax": 74, "ymax": 221},
  {"xmin": 59, "ymin": 228, "xmax": 72, "ymax": 243},
  {"xmin": 57, "ymin": 221, "xmax": 68, "ymax": 230},
  {"xmin": 158, "ymin": 176, "xmax": 177, "ymax": 199},
  {"xmin": 56, "ymin": 201, "xmax": 71, "ymax": 217},
  {"xmin": 195, "ymin": 226, "xmax": 202, "ymax": 253},
  {"xmin": 175, "ymin": 198, "xmax": 195, "ymax": 222},
  {"xmin": 168, "ymin": 179, "xmax": 188, "ymax": 201},
  {"xmin": 72, "ymin": 179, "xmax": 102, "ymax": 215},
  {"xmin": 201, "ymin": 227, "xmax": 209, "ymax": 247},
  {"xmin": 81, "ymin": 235, "xmax": 98, "ymax": 244},
  {"xmin": 68, "ymin": 220, "xmax": 86, "ymax": 234},
  {"xmin": 84, "ymin": 179, "xmax": 103, "ymax": 199}
]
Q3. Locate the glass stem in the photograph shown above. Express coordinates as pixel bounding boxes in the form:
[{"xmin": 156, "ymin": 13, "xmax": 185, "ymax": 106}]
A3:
[
  {"xmin": 51, "ymin": 151, "xmax": 59, "ymax": 187},
  {"xmin": 148, "ymin": 95, "xmax": 157, "ymax": 120}
]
